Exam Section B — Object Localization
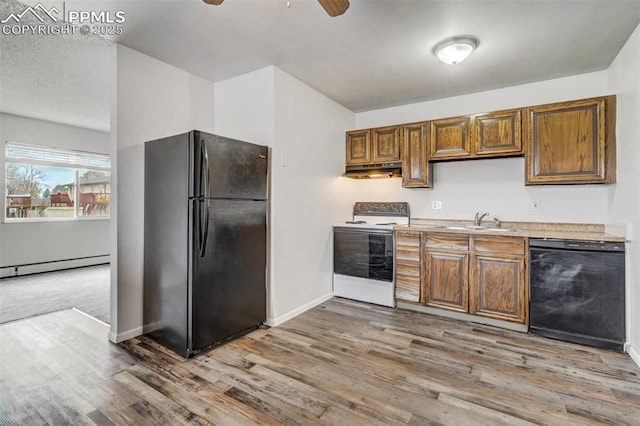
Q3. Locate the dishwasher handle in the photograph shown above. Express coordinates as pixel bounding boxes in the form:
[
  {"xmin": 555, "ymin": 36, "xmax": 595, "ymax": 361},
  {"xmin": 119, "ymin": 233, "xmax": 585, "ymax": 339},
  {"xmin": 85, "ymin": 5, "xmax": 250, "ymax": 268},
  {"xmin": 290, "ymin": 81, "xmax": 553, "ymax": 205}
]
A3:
[{"xmin": 529, "ymin": 239, "xmax": 624, "ymax": 252}]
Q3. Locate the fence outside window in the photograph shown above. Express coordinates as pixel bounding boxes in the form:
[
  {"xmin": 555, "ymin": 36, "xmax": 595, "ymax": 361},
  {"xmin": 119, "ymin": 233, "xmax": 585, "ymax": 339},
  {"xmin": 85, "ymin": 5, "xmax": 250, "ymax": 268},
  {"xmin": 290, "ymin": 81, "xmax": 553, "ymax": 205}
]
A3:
[{"xmin": 4, "ymin": 142, "xmax": 111, "ymax": 221}]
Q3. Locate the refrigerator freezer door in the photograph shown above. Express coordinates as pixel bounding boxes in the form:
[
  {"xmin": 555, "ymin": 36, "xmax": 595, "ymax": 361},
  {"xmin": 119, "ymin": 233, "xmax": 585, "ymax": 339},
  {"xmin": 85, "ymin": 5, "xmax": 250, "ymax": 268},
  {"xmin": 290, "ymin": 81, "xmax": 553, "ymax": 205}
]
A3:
[
  {"xmin": 191, "ymin": 198, "xmax": 267, "ymax": 351},
  {"xmin": 192, "ymin": 132, "xmax": 268, "ymax": 200}
]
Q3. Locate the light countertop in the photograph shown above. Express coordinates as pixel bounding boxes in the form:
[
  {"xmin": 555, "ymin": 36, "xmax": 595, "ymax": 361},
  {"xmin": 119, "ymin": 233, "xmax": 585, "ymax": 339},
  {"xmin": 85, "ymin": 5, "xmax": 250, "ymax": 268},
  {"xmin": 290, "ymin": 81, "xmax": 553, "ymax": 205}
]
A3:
[{"xmin": 395, "ymin": 219, "xmax": 626, "ymax": 243}]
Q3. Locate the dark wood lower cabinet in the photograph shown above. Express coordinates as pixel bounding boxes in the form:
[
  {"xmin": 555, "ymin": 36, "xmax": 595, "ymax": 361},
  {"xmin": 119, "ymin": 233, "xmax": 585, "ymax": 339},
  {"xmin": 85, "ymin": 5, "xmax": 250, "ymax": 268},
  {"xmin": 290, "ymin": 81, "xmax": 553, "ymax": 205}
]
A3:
[
  {"xmin": 394, "ymin": 231, "xmax": 422, "ymax": 303},
  {"xmin": 411, "ymin": 233, "xmax": 527, "ymax": 325},
  {"xmin": 422, "ymin": 234, "xmax": 470, "ymax": 312},
  {"xmin": 424, "ymin": 251, "xmax": 469, "ymax": 312},
  {"xmin": 469, "ymin": 254, "xmax": 525, "ymax": 323}
]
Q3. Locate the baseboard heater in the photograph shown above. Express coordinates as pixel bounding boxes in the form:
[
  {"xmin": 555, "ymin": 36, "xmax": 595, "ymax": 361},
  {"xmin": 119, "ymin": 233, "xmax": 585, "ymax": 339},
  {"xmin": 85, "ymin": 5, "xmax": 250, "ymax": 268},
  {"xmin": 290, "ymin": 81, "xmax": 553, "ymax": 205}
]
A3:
[{"xmin": 0, "ymin": 255, "xmax": 110, "ymax": 278}]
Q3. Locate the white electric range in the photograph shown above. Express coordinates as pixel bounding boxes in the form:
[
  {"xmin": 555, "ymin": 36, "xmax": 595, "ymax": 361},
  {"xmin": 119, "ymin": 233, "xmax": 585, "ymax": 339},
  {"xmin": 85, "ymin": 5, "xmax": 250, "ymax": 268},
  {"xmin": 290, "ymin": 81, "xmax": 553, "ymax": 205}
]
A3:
[{"xmin": 333, "ymin": 202, "xmax": 410, "ymax": 307}]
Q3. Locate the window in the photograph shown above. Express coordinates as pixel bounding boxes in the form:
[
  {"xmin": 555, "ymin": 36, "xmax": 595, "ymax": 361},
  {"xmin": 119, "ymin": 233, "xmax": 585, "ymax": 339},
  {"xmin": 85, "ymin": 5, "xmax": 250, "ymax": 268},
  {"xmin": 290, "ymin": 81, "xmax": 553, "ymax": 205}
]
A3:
[{"xmin": 5, "ymin": 143, "xmax": 111, "ymax": 220}]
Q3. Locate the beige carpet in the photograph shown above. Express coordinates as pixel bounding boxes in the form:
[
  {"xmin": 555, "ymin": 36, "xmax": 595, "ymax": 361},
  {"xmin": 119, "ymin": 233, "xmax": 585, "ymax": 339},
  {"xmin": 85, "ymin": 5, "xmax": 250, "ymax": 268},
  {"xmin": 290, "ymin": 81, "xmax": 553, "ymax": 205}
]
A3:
[{"xmin": 0, "ymin": 265, "xmax": 109, "ymax": 324}]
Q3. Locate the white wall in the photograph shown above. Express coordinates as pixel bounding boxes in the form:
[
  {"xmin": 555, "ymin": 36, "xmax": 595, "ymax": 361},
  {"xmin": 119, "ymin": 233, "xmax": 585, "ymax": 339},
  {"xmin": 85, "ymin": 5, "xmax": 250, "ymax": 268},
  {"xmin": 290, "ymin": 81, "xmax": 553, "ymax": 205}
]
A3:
[
  {"xmin": 607, "ymin": 23, "xmax": 640, "ymax": 364},
  {"xmin": 112, "ymin": 45, "xmax": 215, "ymax": 342},
  {"xmin": 271, "ymin": 68, "xmax": 354, "ymax": 323},
  {"xmin": 214, "ymin": 67, "xmax": 275, "ymax": 145},
  {"xmin": 0, "ymin": 113, "xmax": 111, "ymax": 267},
  {"xmin": 214, "ymin": 66, "xmax": 354, "ymax": 325},
  {"xmin": 353, "ymin": 71, "xmax": 612, "ymax": 224}
]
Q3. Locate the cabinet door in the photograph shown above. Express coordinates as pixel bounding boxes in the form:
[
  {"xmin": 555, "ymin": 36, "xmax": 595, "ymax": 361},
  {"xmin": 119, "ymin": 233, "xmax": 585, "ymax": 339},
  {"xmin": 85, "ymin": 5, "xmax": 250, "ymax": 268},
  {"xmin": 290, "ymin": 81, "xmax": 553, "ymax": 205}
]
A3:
[
  {"xmin": 395, "ymin": 231, "xmax": 422, "ymax": 303},
  {"xmin": 473, "ymin": 109, "xmax": 523, "ymax": 157},
  {"xmin": 424, "ymin": 250, "xmax": 469, "ymax": 312},
  {"xmin": 429, "ymin": 116, "xmax": 472, "ymax": 160},
  {"xmin": 401, "ymin": 122, "xmax": 432, "ymax": 188},
  {"xmin": 469, "ymin": 254, "xmax": 525, "ymax": 323},
  {"xmin": 346, "ymin": 129, "xmax": 371, "ymax": 165},
  {"xmin": 525, "ymin": 96, "xmax": 615, "ymax": 184},
  {"xmin": 372, "ymin": 126, "xmax": 401, "ymax": 163}
]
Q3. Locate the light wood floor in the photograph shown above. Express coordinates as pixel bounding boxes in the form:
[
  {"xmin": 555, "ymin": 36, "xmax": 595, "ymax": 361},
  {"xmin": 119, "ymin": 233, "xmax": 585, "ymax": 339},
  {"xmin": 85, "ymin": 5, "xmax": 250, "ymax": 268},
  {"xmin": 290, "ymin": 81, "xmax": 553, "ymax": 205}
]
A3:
[{"xmin": 1, "ymin": 299, "xmax": 639, "ymax": 425}]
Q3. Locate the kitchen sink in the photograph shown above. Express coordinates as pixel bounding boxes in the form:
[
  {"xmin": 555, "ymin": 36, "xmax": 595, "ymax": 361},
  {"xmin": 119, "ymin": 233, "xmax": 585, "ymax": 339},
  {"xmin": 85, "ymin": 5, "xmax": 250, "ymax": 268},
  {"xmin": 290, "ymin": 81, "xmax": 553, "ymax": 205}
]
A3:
[{"xmin": 435, "ymin": 225, "xmax": 519, "ymax": 232}]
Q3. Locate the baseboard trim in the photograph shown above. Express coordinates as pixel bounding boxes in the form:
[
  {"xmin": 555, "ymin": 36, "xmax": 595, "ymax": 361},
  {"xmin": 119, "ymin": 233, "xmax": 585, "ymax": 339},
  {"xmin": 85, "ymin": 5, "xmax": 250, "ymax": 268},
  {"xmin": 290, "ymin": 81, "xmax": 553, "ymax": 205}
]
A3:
[
  {"xmin": 266, "ymin": 292, "xmax": 333, "ymax": 327},
  {"xmin": 109, "ymin": 293, "xmax": 335, "ymax": 342},
  {"xmin": 109, "ymin": 326, "xmax": 143, "ymax": 343},
  {"xmin": 397, "ymin": 302, "xmax": 529, "ymax": 333},
  {"xmin": 0, "ymin": 255, "xmax": 110, "ymax": 278},
  {"xmin": 628, "ymin": 345, "xmax": 640, "ymax": 369}
]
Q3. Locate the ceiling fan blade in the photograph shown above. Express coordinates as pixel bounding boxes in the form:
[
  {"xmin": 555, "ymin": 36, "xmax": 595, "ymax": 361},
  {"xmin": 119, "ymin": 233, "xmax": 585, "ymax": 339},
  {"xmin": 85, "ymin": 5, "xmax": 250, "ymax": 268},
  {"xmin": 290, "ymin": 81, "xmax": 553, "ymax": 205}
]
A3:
[
  {"xmin": 203, "ymin": 0, "xmax": 224, "ymax": 5},
  {"xmin": 317, "ymin": 0, "xmax": 350, "ymax": 17}
]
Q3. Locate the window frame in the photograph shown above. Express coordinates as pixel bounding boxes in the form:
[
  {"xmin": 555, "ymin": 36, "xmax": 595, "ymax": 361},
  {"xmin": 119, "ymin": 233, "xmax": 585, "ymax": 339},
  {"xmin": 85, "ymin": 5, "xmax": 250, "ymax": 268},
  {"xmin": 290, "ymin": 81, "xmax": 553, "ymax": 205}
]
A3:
[{"xmin": 4, "ymin": 142, "xmax": 111, "ymax": 223}]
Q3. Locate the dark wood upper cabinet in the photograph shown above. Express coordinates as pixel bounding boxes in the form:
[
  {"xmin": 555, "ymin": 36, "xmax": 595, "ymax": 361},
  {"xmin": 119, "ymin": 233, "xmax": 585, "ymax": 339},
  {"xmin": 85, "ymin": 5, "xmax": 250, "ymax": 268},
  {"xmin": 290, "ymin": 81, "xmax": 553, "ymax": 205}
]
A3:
[
  {"xmin": 346, "ymin": 126, "xmax": 401, "ymax": 166},
  {"xmin": 344, "ymin": 95, "xmax": 616, "ymax": 187},
  {"xmin": 473, "ymin": 108, "xmax": 522, "ymax": 157},
  {"xmin": 371, "ymin": 126, "xmax": 401, "ymax": 163},
  {"xmin": 401, "ymin": 122, "xmax": 432, "ymax": 188},
  {"xmin": 429, "ymin": 116, "xmax": 472, "ymax": 160},
  {"xmin": 431, "ymin": 109, "xmax": 523, "ymax": 160},
  {"xmin": 345, "ymin": 129, "xmax": 371, "ymax": 165},
  {"xmin": 525, "ymin": 95, "xmax": 616, "ymax": 184}
]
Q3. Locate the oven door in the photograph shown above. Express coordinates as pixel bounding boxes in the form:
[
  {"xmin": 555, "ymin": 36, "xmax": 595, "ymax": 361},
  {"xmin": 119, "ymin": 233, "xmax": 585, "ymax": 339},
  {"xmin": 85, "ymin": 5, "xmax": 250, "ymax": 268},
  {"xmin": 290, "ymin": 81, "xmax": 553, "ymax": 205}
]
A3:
[{"xmin": 333, "ymin": 227, "xmax": 394, "ymax": 282}]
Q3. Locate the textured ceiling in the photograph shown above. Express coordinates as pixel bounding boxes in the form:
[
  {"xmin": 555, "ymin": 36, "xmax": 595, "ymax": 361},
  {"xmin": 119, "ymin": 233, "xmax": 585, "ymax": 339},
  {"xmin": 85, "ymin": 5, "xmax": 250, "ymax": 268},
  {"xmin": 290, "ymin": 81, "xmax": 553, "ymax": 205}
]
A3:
[
  {"xmin": 1, "ymin": 0, "xmax": 640, "ymax": 131},
  {"xmin": 0, "ymin": 0, "xmax": 112, "ymax": 131}
]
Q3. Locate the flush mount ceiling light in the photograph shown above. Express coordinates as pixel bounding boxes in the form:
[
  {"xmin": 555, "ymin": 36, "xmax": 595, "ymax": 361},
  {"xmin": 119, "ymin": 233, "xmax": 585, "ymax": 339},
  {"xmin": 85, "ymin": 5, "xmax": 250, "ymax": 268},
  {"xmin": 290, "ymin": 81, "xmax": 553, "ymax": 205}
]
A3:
[{"xmin": 433, "ymin": 36, "xmax": 479, "ymax": 65}]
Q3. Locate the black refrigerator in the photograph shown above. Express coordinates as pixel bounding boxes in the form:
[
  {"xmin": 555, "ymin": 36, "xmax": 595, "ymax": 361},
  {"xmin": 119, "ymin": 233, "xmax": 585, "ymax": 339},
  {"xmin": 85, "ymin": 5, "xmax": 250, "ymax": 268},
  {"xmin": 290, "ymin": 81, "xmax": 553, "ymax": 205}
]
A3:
[{"xmin": 143, "ymin": 130, "xmax": 268, "ymax": 358}]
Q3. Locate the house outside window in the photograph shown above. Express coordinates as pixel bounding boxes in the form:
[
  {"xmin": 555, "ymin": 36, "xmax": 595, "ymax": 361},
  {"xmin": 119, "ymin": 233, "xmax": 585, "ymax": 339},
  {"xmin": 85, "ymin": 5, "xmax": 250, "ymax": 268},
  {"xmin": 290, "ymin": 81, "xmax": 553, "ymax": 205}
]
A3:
[{"xmin": 4, "ymin": 143, "xmax": 111, "ymax": 221}]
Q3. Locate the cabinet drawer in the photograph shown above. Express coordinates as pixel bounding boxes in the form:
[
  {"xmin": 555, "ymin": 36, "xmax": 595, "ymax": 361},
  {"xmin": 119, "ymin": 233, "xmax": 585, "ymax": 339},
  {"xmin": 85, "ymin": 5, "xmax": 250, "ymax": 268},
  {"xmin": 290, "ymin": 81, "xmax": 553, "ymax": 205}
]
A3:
[
  {"xmin": 472, "ymin": 237, "xmax": 525, "ymax": 255},
  {"xmin": 396, "ymin": 273, "xmax": 421, "ymax": 288},
  {"xmin": 396, "ymin": 231, "xmax": 421, "ymax": 247},
  {"xmin": 425, "ymin": 235, "xmax": 469, "ymax": 251},
  {"xmin": 395, "ymin": 259, "xmax": 421, "ymax": 303},
  {"xmin": 395, "ymin": 275, "xmax": 421, "ymax": 303},
  {"xmin": 396, "ymin": 247, "xmax": 420, "ymax": 262},
  {"xmin": 396, "ymin": 260, "xmax": 421, "ymax": 277},
  {"xmin": 396, "ymin": 231, "xmax": 422, "ymax": 261}
]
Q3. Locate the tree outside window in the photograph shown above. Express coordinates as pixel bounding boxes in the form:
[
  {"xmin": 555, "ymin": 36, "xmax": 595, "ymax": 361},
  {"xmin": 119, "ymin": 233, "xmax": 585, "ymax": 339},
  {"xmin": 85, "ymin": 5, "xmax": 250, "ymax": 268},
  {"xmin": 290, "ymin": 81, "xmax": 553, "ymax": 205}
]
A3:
[{"xmin": 4, "ymin": 143, "xmax": 110, "ymax": 220}]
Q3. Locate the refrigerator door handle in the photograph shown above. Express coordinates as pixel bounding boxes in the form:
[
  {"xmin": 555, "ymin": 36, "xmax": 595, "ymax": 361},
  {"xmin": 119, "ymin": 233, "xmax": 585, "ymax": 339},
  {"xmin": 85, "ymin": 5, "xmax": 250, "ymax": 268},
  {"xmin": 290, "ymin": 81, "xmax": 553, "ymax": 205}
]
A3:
[
  {"xmin": 202, "ymin": 142, "xmax": 210, "ymax": 198},
  {"xmin": 199, "ymin": 199, "xmax": 210, "ymax": 257}
]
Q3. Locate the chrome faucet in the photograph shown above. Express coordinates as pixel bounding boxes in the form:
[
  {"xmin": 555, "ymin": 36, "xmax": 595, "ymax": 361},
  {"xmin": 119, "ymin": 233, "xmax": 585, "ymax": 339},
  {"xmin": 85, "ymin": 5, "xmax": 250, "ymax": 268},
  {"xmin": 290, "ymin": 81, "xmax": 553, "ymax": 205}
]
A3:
[{"xmin": 474, "ymin": 212, "xmax": 490, "ymax": 227}]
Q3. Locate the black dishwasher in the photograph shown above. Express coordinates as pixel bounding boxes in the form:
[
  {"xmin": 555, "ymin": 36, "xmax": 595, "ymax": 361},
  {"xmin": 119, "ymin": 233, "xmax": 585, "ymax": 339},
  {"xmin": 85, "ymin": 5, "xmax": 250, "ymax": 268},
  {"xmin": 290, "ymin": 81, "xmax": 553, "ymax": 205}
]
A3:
[{"xmin": 529, "ymin": 239, "xmax": 625, "ymax": 351}]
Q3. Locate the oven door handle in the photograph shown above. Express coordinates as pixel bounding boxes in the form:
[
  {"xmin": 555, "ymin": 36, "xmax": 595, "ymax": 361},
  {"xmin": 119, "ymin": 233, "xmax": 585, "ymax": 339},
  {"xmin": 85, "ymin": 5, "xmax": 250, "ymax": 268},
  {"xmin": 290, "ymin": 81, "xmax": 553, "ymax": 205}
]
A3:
[{"xmin": 333, "ymin": 227, "xmax": 394, "ymax": 236}]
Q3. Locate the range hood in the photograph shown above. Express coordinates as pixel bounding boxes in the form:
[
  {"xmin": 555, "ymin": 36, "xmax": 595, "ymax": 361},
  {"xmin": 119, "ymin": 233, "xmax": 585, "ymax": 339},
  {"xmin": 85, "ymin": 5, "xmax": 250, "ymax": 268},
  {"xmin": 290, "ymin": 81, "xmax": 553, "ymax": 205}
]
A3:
[{"xmin": 344, "ymin": 162, "xmax": 402, "ymax": 179}]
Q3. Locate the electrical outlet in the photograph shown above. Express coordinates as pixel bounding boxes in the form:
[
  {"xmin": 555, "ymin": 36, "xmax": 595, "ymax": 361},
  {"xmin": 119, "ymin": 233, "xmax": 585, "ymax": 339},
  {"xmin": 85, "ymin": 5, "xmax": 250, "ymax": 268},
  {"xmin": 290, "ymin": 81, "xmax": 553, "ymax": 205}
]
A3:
[
  {"xmin": 431, "ymin": 200, "xmax": 442, "ymax": 210},
  {"xmin": 526, "ymin": 200, "xmax": 539, "ymax": 211}
]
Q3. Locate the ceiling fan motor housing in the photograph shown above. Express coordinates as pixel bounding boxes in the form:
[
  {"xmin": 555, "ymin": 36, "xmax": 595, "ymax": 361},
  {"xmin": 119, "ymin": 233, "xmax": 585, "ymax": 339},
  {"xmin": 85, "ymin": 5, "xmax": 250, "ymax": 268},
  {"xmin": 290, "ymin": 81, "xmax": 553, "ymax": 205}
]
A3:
[{"xmin": 202, "ymin": 0, "xmax": 350, "ymax": 17}]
